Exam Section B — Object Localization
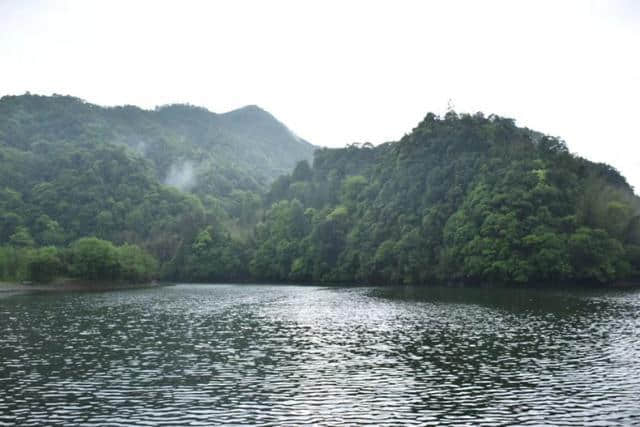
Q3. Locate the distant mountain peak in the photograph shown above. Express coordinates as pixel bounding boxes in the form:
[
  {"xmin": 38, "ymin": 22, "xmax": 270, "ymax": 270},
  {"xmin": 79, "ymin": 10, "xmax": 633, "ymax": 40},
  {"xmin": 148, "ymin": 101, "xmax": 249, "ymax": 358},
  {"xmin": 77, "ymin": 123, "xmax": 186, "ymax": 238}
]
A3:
[
  {"xmin": 223, "ymin": 104, "xmax": 273, "ymax": 119},
  {"xmin": 237, "ymin": 104, "xmax": 263, "ymax": 112}
]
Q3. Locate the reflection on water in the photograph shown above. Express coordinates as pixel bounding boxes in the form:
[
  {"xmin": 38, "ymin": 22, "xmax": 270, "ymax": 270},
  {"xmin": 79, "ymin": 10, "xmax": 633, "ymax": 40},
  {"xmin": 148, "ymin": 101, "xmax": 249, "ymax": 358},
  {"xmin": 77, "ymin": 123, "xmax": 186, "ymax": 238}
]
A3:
[{"xmin": 1, "ymin": 284, "xmax": 639, "ymax": 425}]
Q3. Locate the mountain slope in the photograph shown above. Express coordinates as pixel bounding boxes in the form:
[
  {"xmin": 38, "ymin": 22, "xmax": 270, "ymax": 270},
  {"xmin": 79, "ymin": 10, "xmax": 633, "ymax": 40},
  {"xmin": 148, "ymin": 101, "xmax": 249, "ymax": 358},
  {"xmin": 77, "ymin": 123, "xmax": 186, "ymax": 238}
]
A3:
[
  {"xmin": 0, "ymin": 94, "xmax": 313, "ymax": 277},
  {"xmin": 0, "ymin": 94, "xmax": 315, "ymax": 194}
]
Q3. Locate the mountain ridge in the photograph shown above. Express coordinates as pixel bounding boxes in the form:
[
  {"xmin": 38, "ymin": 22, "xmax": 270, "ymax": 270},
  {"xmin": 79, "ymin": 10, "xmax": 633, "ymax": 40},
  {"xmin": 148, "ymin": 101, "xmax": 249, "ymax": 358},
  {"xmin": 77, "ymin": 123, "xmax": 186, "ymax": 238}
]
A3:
[{"xmin": 0, "ymin": 93, "xmax": 315, "ymax": 193}]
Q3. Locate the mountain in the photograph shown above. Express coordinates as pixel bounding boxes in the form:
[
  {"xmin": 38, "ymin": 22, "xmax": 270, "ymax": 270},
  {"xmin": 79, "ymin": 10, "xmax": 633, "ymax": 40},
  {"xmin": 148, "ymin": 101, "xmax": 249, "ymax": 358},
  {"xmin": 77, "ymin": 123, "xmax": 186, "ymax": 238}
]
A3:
[
  {"xmin": 249, "ymin": 111, "xmax": 640, "ymax": 286},
  {"xmin": 0, "ymin": 94, "xmax": 315, "ymax": 194},
  {"xmin": 2, "ymin": 96, "xmax": 639, "ymax": 287},
  {"xmin": 0, "ymin": 94, "xmax": 313, "ymax": 280}
]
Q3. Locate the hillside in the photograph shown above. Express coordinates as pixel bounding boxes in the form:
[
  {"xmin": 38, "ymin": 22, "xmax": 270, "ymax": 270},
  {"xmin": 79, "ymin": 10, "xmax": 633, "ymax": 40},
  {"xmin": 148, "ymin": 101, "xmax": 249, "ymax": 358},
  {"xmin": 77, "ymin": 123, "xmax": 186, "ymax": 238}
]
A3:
[
  {"xmin": 0, "ymin": 94, "xmax": 313, "ymax": 280},
  {"xmin": 250, "ymin": 112, "xmax": 640, "ymax": 285},
  {"xmin": 0, "ymin": 94, "xmax": 314, "ymax": 194}
]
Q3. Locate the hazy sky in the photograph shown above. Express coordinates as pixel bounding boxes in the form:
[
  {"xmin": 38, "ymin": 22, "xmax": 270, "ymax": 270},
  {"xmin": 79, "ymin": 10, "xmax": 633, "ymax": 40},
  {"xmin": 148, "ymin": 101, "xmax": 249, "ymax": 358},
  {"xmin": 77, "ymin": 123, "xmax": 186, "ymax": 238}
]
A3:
[{"xmin": 1, "ymin": 0, "xmax": 639, "ymax": 189}]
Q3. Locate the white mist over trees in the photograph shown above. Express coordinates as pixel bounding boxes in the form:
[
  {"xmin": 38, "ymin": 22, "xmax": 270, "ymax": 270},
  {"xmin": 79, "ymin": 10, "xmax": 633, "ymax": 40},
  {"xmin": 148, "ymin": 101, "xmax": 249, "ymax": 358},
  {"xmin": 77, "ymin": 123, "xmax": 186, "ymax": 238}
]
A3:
[{"xmin": 164, "ymin": 161, "xmax": 196, "ymax": 191}]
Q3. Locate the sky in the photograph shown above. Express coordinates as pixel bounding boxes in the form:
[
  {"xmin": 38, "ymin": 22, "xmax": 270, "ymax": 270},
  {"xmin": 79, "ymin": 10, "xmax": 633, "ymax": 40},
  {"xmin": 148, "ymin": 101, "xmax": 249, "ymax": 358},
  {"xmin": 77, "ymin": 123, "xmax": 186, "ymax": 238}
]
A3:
[{"xmin": 1, "ymin": 0, "xmax": 639, "ymax": 189}]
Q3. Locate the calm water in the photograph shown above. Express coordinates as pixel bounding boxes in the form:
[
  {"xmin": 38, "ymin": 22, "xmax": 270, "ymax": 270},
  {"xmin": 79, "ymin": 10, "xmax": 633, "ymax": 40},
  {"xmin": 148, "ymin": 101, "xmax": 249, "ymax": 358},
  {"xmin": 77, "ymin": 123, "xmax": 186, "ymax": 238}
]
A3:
[{"xmin": 1, "ymin": 284, "xmax": 639, "ymax": 426}]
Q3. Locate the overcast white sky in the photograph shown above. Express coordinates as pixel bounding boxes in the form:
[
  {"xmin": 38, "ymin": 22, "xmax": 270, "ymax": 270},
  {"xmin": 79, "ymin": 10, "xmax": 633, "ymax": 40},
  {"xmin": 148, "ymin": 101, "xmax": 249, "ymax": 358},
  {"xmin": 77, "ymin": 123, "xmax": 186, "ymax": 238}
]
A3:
[{"xmin": 1, "ymin": 0, "xmax": 639, "ymax": 189}]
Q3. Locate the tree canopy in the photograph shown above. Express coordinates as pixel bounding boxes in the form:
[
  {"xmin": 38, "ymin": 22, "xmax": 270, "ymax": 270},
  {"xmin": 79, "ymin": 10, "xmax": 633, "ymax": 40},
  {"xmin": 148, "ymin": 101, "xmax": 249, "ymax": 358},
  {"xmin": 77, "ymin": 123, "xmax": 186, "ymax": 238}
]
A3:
[{"xmin": 250, "ymin": 113, "xmax": 640, "ymax": 286}]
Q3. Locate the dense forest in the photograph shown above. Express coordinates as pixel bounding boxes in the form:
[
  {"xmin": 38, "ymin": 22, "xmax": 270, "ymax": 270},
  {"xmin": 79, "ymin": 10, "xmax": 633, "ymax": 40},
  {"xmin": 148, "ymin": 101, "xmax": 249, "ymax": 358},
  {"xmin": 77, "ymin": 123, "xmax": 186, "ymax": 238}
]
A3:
[
  {"xmin": 2, "ymin": 94, "xmax": 639, "ymax": 286},
  {"xmin": 254, "ymin": 112, "xmax": 640, "ymax": 285},
  {"xmin": 0, "ymin": 94, "xmax": 312, "ymax": 282}
]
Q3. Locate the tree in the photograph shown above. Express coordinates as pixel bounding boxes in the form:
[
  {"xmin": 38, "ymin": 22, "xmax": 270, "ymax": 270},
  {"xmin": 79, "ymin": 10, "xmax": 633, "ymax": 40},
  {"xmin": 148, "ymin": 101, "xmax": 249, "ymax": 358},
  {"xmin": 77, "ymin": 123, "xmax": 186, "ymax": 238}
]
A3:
[
  {"xmin": 291, "ymin": 160, "xmax": 313, "ymax": 182},
  {"xmin": 9, "ymin": 226, "xmax": 35, "ymax": 248},
  {"xmin": 117, "ymin": 244, "xmax": 159, "ymax": 282},
  {"xmin": 28, "ymin": 247, "xmax": 63, "ymax": 283},
  {"xmin": 68, "ymin": 237, "xmax": 120, "ymax": 280}
]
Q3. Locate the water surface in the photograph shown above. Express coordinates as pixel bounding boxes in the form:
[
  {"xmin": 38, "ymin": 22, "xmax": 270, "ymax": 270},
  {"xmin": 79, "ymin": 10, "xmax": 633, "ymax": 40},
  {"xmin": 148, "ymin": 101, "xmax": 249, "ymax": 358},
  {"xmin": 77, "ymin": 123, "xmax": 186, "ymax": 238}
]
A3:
[{"xmin": 1, "ymin": 284, "xmax": 639, "ymax": 425}]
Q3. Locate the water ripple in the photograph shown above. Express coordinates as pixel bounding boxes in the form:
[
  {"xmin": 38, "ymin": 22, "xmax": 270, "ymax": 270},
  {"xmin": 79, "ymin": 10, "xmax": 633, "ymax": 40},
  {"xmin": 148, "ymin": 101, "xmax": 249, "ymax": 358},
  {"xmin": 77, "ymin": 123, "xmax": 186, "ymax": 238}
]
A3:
[{"xmin": 1, "ymin": 284, "xmax": 639, "ymax": 425}]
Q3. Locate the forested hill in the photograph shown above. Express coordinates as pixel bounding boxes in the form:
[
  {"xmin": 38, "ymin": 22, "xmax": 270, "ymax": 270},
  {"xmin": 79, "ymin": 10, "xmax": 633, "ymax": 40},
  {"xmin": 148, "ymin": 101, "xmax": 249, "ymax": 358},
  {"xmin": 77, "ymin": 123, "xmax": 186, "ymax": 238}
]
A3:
[
  {"xmin": 251, "ymin": 112, "xmax": 640, "ymax": 285},
  {"xmin": 0, "ymin": 94, "xmax": 313, "ymax": 281},
  {"xmin": 0, "ymin": 94, "xmax": 314, "ymax": 194}
]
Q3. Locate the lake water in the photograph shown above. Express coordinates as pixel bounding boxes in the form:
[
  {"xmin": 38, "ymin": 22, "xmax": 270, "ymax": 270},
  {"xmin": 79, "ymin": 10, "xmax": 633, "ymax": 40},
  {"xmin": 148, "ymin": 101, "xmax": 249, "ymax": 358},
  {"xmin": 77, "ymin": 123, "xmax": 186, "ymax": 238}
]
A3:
[{"xmin": 1, "ymin": 284, "xmax": 639, "ymax": 425}]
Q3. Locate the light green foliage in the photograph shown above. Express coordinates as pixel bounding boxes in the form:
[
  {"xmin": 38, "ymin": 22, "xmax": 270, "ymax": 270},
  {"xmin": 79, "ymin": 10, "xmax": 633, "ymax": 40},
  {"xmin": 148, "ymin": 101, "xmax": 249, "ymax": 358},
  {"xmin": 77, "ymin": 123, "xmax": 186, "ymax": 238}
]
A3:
[
  {"xmin": 117, "ymin": 244, "xmax": 159, "ymax": 282},
  {"xmin": 0, "ymin": 246, "xmax": 31, "ymax": 282},
  {"xmin": 68, "ymin": 238, "xmax": 121, "ymax": 280},
  {"xmin": 27, "ymin": 246, "xmax": 63, "ymax": 283},
  {"xmin": 67, "ymin": 237, "xmax": 159, "ymax": 282},
  {"xmin": 9, "ymin": 226, "xmax": 35, "ymax": 248}
]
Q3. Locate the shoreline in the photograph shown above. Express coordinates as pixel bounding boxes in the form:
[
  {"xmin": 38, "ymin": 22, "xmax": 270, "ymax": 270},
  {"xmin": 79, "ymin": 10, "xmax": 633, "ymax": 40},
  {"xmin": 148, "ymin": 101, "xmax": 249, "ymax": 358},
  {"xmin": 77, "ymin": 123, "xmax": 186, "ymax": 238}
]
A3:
[
  {"xmin": 2, "ymin": 279, "xmax": 639, "ymax": 295},
  {"xmin": 0, "ymin": 279, "xmax": 167, "ymax": 294}
]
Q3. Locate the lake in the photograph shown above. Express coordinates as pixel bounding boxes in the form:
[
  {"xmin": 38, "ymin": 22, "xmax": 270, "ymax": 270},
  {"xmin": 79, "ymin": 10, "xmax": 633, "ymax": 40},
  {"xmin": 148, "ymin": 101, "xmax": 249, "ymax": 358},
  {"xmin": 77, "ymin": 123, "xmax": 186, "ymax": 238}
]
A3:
[{"xmin": 1, "ymin": 284, "xmax": 639, "ymax": 425}]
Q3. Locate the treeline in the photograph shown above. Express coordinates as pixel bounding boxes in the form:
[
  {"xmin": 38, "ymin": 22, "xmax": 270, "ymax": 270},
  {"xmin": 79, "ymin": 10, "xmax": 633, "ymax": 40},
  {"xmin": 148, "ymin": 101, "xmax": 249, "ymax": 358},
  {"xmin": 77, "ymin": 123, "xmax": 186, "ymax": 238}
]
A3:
[{"xmin": 0, "ymin": 237, "xmax": 157, "ymax": 283}]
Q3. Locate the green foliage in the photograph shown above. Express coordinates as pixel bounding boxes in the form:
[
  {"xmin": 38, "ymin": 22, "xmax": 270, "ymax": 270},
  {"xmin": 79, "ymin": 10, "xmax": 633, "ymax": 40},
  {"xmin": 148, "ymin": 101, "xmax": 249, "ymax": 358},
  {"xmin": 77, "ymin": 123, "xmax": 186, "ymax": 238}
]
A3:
[
  {"xmin": 117, "ymin": 244, "xmax": 159, "ymax": 283},
  {"xmin": 0, "ymin": 246, "xmax": 31, "ymax": 282},
  {"xmin": 178, "ymin": 226, "xmax": 248, "ymax": 282},
  {"xmin": 1, "ymin": 238, "xmax": 159, "ymax": 284},
  {"xmin": 249, "ymin": 200, "xmax": 310, "ymax": 280},
  {"xmin": 67, "ymin": 237, "xmax": 159, "ymax": 282},
  {"xmin": 3, "ymin": 94, "xmax": 640, "ymax": 287},
  {"xmin": 0, "ymin": 94, "xmax": 314, "ymax": 197},
  {"xmin": 0, "ymin": 94, "xmax": 312, "ymax": 282},
  {"xmin": 68, "ymin": 237, "xmax": 121, "ymax": 280},
  {"xmin": 250, "ymin": 112, "xmax": 640, "ymax": 286},
  {"xmin": 9, "ymin": 226, "xmax": 35, "ymax": 248},
  {"xmin": 567, "ymin": 228, "xmax": 628, "ymax": 283},
  {"xmin": 291, "ymin": 160, "xmax": 313, "ymax": 182},
  {"xmin": 27, "ymin": 247, "xmax": 63, "ymax": 283}
]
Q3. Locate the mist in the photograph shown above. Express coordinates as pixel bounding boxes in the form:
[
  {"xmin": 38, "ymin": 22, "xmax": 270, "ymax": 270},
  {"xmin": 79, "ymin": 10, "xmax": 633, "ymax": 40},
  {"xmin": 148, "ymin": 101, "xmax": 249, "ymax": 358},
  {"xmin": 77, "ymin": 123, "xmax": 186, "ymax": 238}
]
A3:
[{"xmin": 164, "ymin": 160, "xmax": 196, "ymax": 191}]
